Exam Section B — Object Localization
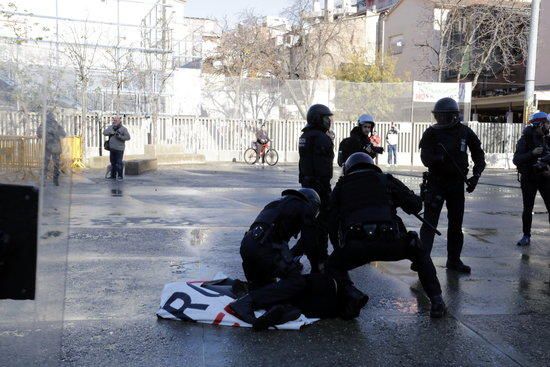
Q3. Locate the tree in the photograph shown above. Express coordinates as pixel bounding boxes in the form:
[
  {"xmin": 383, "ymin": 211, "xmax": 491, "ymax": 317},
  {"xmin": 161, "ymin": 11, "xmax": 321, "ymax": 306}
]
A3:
[
  {"xmin": 62, "ymin": 21, "xmax": 101, "ymax": 155},
  {"xmin": 204, "ymin": 11, "xmax": 284, "ymax": 119},
  {"xmin": 104, "ymin": 46, "xmax": 135, "ymax": 114},
  {"xmin": 330, "ymin": 51, "xmax": 402, "ymax": 83},
  {"xmin": 280, "ymin": 0, "xmax": 355, "ymax": 118},
  {"xmin": 0, "ymin": 2, "xmax": 52, "ymax": 112},
  {"xmin": 416, "ymin": 0, "xmax": 529, "ymax": 89},
  {"xmin": 328, "ymin": 51, "xmax": 407, "ymax": 121}
]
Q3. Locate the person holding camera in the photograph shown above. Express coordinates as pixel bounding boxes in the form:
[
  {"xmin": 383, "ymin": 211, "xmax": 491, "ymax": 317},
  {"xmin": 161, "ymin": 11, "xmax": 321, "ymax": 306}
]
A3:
[
  {"xmin": 513, "ymin": 112, "xmax": 550, "ymax": 246},
  {"xmin": 103, "ymin": 116, "xmax": 131, "ymax": 181}
]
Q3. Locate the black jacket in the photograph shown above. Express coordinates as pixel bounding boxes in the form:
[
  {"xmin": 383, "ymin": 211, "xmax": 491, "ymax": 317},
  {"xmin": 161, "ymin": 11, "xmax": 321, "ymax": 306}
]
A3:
[
  {"xmin": 337, "ymin": 126, "xmax": 382, "ymax": 166},
  {"xmin": 328, "ymin": 170, "xmax": 422, "ymax": 245},
  {"xmin": 252, "ymin": 196, "xmax": 318, "ymax": 259},
  {"xmin": 513, "ymin": 126, "xmax": 550, "ymax": 178},
  {"xmin": 419, "ymin": 123, "xmax": 486, "ymax": 180},
  {"xmin": 299, "ymin": 126, "xmax": 334, "ymax": 184}
]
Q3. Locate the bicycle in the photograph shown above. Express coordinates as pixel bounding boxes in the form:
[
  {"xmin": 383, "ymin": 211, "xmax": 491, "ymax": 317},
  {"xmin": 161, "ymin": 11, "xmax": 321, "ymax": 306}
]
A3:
[{"xmin": 244, "ymin": 140, "xmax": 279, "ymax": 166}]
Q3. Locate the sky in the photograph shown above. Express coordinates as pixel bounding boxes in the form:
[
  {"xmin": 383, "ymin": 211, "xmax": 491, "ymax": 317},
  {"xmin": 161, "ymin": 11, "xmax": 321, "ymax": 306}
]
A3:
[{"xmin": 185, "ymin": 0, "xmax": 293, "ymax": 23}]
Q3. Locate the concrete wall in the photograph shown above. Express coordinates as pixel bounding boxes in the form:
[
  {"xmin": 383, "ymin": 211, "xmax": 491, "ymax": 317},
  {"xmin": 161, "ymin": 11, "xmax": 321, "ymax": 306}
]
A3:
[
  {"xmin": 383, "ymin": 0, "xmax": 438, "ymax": 82},
  {"xmin": 536, "ymin": 0, "xmax": 550, "ymax": 88}
]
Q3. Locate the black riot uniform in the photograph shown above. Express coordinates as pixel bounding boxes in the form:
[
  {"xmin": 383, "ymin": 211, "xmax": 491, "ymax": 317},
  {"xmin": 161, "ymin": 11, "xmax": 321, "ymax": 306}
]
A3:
[
  {"xmin": 418, "ymin": 98, "xmax": 486, "ymax": 274},
  {"xmin": 513, "ymin": 113, "xmax": 550, "ymax": 246},
  {"xmin": 227, "ymin": 272, "xmax": 369, "ymax": 330},
  {"xmin": 240, "ymin": 189, "xmax": 321, "ymax": 289},
  {"xmin": 337, "ymin": 116, "xmax": 384, "ymax": 166},
  {"xmin": 326, "ymin": 153, "xmax": 446, "ymax": 318},
  {"xmin": 298, "ymin": 104, "xmax": 335, "ymax": 266}
]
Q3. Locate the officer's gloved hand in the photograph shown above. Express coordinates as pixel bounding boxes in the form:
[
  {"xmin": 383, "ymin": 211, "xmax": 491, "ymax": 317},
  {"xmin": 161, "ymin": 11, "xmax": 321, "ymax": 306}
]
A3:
[
  {"xmin": 364, "ymin": 145, "xmax": 373, "ymax": 153},
  {"xmin": 466, "ymin": 175, "xmax": 480, "ymax": 193},
  {"xmin": 373, "ymin": 146, "xmax": 384, "ymax": 154},
  {"xmin": 532, "ymin": 147, "xmax": 544, "ymax": 156}
]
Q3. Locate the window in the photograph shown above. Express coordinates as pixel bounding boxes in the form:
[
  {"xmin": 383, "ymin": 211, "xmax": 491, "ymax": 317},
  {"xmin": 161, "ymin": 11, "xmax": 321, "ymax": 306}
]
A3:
[{"xmin": 389, "ymin": 35, "xmax": 404, "ymax": 55}]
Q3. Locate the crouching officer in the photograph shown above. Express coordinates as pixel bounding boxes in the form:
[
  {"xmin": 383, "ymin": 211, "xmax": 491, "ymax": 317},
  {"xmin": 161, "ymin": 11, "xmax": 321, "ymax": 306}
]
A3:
[
  {"xmin": 513, "ymin": 112, "xmax": 550, "ymax": 246},
  {"xmin": 418, "ymin": 97, "xmax": 486, "ymax": 274},
  {"xmin": 240, "ymin": 188, "xmax": 321, "ymax": 290},
  {"xmin": 298, "ymin": 104, "xmax": 335, "ymax": 268},
  {"xmin": 325, "ymin": 153, "xmax": 446, "ymax": 318},
  {"xmin": 337, "ymin": 114, "xmax": 384, "ymax": 166}
]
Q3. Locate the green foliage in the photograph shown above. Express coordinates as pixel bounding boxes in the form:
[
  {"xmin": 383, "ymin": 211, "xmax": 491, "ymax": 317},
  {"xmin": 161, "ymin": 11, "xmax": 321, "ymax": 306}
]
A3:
[
  {"xmin": 330, "ymin": 52, "xmax": 410, "ymax": 121},
  {"xmin": 330, "ymin": 52, "xmax": 402, "ymax": 83}
]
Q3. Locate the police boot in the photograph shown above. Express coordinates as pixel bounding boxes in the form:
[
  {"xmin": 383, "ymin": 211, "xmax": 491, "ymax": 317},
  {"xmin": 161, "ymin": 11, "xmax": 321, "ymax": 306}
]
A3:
[
  {"xmin": 226, "ymin": 294, "xmax": 256, "ymax": 325},
  {"xmin": 339, "ymin": 284, "xmax": 369, "ymax": 320},
  {"xmin": 253, "ymin": 304, "xmax": 301, "ymax": 331},
  {"xmin": 410, "ymin": 262, "xmax": 418, "ymax": 272},
  {"xmin": 516, "ymin": 235, "xmax": 531, "ymax": 246},
  {"xmin": 446, "ymin": 260, "xmax": 471, "ymax": 274},
  {"xmin": 429, "ymin": 295, "xmax": 446, "ymax": 318}
]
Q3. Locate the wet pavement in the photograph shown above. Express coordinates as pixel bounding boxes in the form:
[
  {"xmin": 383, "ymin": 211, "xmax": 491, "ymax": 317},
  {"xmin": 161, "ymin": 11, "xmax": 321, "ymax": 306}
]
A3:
[{"xmin": 2, "ymin": 163, "xmax": 549, "ymax": 366}]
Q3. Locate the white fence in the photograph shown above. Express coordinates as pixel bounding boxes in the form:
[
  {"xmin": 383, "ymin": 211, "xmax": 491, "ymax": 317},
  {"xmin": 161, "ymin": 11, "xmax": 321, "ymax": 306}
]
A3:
[{"xmin": 0, "ymin": 112, "xmax": 524, "ymax": 168}]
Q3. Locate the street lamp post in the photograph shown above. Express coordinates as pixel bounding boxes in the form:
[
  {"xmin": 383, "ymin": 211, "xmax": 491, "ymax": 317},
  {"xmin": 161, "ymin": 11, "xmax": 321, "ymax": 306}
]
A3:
[{"xmin": 524, "ymin": 0, "xmax": 541, "ymax": 123}]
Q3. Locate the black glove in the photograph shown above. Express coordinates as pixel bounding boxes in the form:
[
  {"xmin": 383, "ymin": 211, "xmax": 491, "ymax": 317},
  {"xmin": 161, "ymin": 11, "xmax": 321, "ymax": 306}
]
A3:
[
  {"xmin": 466, "ymin": 175, "xmax": 480, "ymax": 193},
  {"xmin": 373, "ymin": 146, "xmax": 384, "ymax": 154}
]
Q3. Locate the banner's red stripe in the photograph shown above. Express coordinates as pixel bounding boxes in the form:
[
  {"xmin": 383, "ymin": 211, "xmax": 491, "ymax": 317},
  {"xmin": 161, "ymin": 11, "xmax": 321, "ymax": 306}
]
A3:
[{"xmin": 213, "ymin": 312, "xmax": 225, "ymax": 325}]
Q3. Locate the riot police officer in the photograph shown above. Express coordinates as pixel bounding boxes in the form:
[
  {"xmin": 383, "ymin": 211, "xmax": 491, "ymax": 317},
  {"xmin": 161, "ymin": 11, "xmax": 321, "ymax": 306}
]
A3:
[
  {"xmin": 337, "ymin": 114, "xmax": 384, "ymax": 166},
  {"xmin": 298, "ymin": 104, "xmax": 335, "ymax": 267},
  {"xmin": 513, "ymin": 112, "xmax": 550, "ymax": 246},
  {"xmin": 325, "ymin": 153, "xmax": 446, "ymax": 318},
  {"xmin": 417, "ymin": 97, "xmax": 486, "ymax": 274},
  {"xmin": 240, "ymin": 188, "xmax": 321, "ymax": 290}
]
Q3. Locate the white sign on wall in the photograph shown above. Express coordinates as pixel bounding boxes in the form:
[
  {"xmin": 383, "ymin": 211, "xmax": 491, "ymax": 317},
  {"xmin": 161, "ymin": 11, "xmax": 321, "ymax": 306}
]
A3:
[{"xmin": 413, "ymin": 82, "xmax": 472, "ymax": 103}]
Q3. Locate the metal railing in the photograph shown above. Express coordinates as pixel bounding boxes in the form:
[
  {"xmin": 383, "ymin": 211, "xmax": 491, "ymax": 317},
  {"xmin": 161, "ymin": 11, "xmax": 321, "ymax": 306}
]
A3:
[{"xmin": 0, "ymin": 111, "xmax": 525, "ymax": 167}]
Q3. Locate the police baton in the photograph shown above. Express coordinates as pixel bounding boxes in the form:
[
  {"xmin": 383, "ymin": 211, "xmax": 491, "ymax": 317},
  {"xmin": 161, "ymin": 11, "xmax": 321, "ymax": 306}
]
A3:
[
  {"xmin": 437, "ymin": 143, "xmax": 469, "ymax": 185},
  {"xmin": 412, "ymin": 212, "xmax": 441, "ymax": 236}
]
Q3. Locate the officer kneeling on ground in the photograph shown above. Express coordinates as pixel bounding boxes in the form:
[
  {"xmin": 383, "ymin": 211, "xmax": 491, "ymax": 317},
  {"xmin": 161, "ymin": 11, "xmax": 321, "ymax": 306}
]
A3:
[
  {"xmin": 325, "ymin": 153, "xmax": 446, "ymax": 318},
  {"xmin": 513, "ymin": 112, "xmax": 550, "ymax": 246},
  {"xmin": 337, "ymin": 114, "xmax": 384, "ymax": 166},
  {"xmin": 226, "ymin": 272, "xmax": 368, "ymax": 330},
  {"xmin": 239, "ymin": 188, "xmax": 323, "ymax": 290},
  {"xmin": 417, "ymin": 97, "xmax": 486, "ymax": 274}
]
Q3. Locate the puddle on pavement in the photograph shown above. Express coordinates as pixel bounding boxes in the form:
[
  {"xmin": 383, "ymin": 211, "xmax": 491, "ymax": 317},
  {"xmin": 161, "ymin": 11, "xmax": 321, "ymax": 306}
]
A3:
[
  {"xmin": 464, "ymin": 228, "xmax": 497, "ymax": 243},
  {"xmin": 189, "ymin": 228, "xmax": 209, "ymax": 247},
  {"xmin": 111, "ymin": 189, "xmax": 123, "ymax": 197}
]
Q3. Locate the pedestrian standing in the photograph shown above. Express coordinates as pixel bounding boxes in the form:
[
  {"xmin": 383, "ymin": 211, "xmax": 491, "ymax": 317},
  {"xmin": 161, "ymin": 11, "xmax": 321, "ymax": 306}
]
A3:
[
  {"xmin": 103, "ymin": 116, "xmax": 131, "ymax": 181},
  {"xmin": 386, "ymin": 123, "xmax": 399, "ymax": 166},
  {"xmin": 37, "ymin": 110, "xmax": 66, "ymax": 186},
  {"xmin": 513, "ymin": 112, "xmax": 550, "ymax": 246}
]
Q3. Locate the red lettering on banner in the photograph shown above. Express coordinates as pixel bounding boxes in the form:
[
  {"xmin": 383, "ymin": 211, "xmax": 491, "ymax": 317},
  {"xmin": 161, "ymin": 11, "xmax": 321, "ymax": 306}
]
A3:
[{"xmin": 213, "ymin": 312, "xmax": 225, "ymax": 325}]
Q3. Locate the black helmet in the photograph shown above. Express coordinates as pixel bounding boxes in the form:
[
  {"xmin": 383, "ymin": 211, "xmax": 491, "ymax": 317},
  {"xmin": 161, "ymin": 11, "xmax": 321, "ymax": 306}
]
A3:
[
  {"xmin": 281, "ymin": 188, "xmax": 321, "ymax": 217},
  {"xmin": 432, "ymin": 97, "xmax": 460, "ymax": 129},
  {"xmin": 306, "ymin": 104, "xmax": 333, "ymax": 131},
  {"xmin": 343, "ymin": 152, "xmax": 381, "ymax": 175}
]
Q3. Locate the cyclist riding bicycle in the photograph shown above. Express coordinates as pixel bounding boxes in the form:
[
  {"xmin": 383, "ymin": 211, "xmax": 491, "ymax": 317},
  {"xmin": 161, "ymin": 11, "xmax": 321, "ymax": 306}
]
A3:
[{"xmin": 255, "ymin": 124, "xmax": 270, "ymax": 164}]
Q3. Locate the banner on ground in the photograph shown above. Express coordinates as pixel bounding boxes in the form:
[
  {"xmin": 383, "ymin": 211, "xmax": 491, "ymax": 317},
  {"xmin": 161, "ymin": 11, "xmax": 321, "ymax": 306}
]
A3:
[{"xmin": 156, "ymin": 276, "xmax": 319, "ymax": 330}]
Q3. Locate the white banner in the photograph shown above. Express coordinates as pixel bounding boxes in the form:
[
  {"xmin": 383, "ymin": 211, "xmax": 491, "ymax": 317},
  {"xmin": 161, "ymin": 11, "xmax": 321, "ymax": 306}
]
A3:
[
  {"xmin": 413, "ymin": 81, "xmax": 472, "ymax": 103},
  {"xmin": 156, "ymin": 277, "xmax": 319, "ymax": 330}
]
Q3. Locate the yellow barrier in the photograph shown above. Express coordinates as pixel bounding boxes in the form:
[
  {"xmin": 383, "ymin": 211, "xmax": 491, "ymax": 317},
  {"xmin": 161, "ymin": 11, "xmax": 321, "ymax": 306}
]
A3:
[
  {"xmin": 0, "ymin": 135, "xmax": 85, "ymax": 182},
  {"xmin": 0, "ymin": 136, "xmax": 42, "ymax": 181},
  {"xmin": 61, "ymin": 136, "xmax": 85, "ymax": 169}
]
